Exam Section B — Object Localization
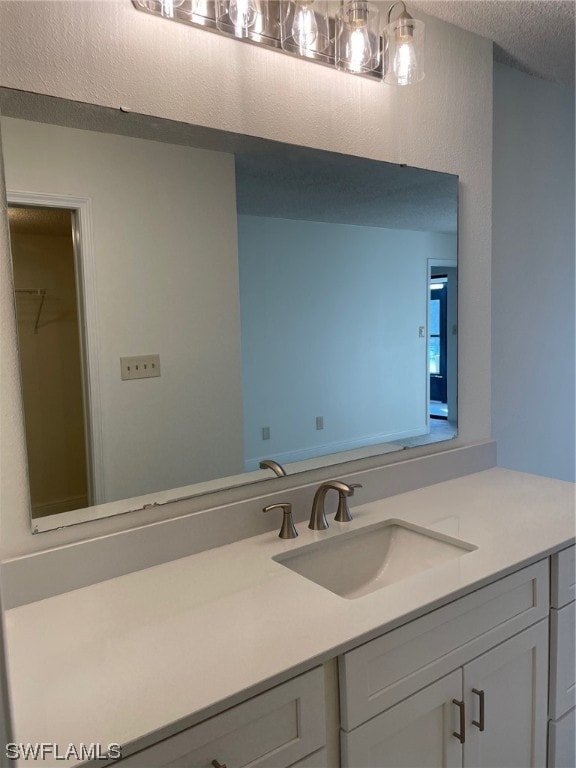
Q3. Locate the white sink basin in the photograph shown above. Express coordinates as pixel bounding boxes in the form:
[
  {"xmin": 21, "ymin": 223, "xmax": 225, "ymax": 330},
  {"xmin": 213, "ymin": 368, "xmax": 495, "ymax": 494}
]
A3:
[{"xmin": 273, "ymin": 519, "xmax": 476, "ymax": 599}]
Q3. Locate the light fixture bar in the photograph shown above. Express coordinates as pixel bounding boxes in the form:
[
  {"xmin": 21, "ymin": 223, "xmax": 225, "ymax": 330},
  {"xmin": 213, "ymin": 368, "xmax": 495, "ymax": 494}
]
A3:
[{"xmin": 133, "ymin": 0, "xmax": 383, "ymax": 79}]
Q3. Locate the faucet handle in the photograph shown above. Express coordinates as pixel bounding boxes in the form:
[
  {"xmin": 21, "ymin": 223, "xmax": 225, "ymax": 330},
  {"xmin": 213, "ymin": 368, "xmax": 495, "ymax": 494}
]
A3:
[
  {"xmin": 263, "ymin": 502, "xmax": 298, "ymax": 539},
  {"xmin": 334, "ymin": 483, "xmax": 362, "ymax": 523}
]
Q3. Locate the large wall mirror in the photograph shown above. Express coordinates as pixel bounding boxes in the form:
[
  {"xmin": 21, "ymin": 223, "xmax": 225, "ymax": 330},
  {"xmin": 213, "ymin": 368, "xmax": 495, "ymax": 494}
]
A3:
[{"xmin": 0, "ymin": 89, "xmax": 458, "ymax": 533}]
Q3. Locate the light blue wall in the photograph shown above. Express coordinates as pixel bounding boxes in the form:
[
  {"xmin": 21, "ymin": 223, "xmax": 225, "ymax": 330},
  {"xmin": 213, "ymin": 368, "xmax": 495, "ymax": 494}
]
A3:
[
  {"xmin": 492, "ymin": 64, "xmax": 575, "ymax": 482},
  {"xmin": 238, "ymin": 216, "xmax": 456, "ymax": 468}
]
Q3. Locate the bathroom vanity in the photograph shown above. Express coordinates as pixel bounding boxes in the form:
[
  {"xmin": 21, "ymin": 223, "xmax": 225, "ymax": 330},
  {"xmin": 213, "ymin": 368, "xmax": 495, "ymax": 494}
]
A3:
[{"xmin": 3, "ymin": 467, "xmax": 575, "ymax": 768}]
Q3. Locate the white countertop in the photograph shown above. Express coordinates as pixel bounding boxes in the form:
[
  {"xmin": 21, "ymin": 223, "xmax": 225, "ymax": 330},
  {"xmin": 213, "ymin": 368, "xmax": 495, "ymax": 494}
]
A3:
[{"xmin": 4, "ymin": 468, "xmax": 575, "ymax": 763}]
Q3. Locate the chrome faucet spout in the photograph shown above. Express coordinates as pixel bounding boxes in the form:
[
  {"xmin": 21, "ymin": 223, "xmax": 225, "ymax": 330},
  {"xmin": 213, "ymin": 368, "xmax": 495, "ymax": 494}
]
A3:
[
  {"xmin": 259, "ymin": 459, "xmax": 287, "ymax": 477},
  {"xmin": 309, "ymin": 481, "xmax": 353, "ymax": 530}
]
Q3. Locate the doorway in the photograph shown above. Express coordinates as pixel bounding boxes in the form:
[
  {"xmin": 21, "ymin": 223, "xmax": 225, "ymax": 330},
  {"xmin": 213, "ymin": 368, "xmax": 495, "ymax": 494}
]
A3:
[
  {"xmin": 428, "ymin": 262, "xmax": 457, "ymax": 437},
  {"xmin": 429, "ymin": 277, "xmax": 448, "ymax": 418},
  {"xmin": 9, "ymin": 204, "xmax": 93, "ymax": 518}
]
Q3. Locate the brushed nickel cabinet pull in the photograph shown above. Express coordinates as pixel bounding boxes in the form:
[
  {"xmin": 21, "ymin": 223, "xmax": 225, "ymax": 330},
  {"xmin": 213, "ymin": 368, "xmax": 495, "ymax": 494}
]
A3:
[
  {"xmin": 211, "ymin": 761, "xmax": 227, "ymax": 768},
  {"xmin": 472, "ymin": 688, "xmax": 485, "ymax": 732},
  {"xmin": 452, "ymin": 698, "xmax": 466, "ymax": 744}
]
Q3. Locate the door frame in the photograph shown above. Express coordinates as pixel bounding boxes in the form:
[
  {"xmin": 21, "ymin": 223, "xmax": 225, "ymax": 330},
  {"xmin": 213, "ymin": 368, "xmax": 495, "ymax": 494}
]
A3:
[
  {"xmin": 429, "ymin": 278, "xmax": 448, "ymax": 407},
  {"xmin": 8, "ymin": 190, "xmax": 105, "ymax": 515},
  {"xmin": 427, "ymin": 258, "xmax": 457, "ymax": 425}
]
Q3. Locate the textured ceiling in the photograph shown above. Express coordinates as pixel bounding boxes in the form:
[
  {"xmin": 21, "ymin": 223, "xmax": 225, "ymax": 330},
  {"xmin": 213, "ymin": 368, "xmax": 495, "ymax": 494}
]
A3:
[
  {"xmin": 235, "ymin": 153, "xmax": 458, "ymax": 232},
  {"xmin": 411, "ymin": 0, "xmax": 575, "ymax": 86}
]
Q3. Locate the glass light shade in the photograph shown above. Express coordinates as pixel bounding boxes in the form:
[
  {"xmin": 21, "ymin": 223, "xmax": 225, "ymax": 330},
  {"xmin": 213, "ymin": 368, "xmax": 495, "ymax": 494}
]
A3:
[
  {"xmin": 280, "ymin": 0, "xmax": 332, "ymax": 57},
  {"xmin": 161, "ymin": 0, "xmax": 187, "ymax": 18},
  {"xmin": 191, "ymin": 0, "xmax": 217, "ymax": 23},
  {"xmin": 136, "ymin": 0, "xmax": 187, "ymax": 18},
  {"xmin": 383, "ymin": 16, "xmax": 424, "ymax": 85},
  {"xmin": 215, "ymin": 0, "xmax": 266, "ymax": 37},
  {"xmin": 335, "ymin": 1, "xmax": 381, "ymax": 74}
]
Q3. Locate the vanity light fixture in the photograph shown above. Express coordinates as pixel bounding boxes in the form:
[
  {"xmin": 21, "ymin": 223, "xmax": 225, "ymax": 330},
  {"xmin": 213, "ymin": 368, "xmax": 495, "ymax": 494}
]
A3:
[
  {"xmin": 160, "ymin": 0, "xmax": 187, "ymax": 17},
  {"xmin": 383, "ymin": 0, "xmax": 425, "ymax": 85},
  {"xmin": 216, "ymin": 0, "xmax": 262, "ymax": 38},
  {"xmin": 133, "ymin": 0, "xmax": 424, "ymax": 84},
  {"xmin": 280, "ymin": 0, "xmax": 332, "ymax": 58},
  {"xmin": 335, "ymin": 1, "xmax": 381, "ymax": 74}
]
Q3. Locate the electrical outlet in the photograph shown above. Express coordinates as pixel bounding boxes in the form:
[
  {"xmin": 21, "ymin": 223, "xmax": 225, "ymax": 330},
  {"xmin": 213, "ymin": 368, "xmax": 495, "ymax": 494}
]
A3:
[
  {"xmin": 262, "ymin": 427, "xmax": 270, "ymax": 440},
  {"xmin": 120, "ymin": 354, "xmax": 161, "ymax": 381},
  {"xmin": 316, "ymin": 416, "xmax": 324, "ymax": 430}
]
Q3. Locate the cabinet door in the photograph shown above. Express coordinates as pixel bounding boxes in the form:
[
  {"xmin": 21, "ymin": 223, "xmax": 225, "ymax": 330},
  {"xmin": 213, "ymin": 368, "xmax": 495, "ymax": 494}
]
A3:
[
  {"xmin": 341, "ymin": 670, "xmax": 463, "ymax": 768},
  {"xmin": 549, "ymin": 602, "xmax": 576, "ymax": 719},
  {"xmin": 548, "ymin": 707, "xmax": 576, "ymax": 768},
  {"xmin": 463, "ymin": 620, "xmax": 548, "ymax": 768}
]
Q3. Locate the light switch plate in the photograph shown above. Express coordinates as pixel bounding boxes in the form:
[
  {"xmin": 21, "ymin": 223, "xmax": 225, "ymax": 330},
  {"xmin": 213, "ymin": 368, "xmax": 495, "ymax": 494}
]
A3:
[{"xmin": 120, "ymin": 354, "xmax": 161, "ymax": 381}]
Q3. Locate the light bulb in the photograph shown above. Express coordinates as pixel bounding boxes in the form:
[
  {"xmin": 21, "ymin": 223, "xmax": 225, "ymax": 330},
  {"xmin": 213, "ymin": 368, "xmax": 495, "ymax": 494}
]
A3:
[
  {"xmin": 394, "ymin": 37, "xmax": 416, "ymax": 85},
  {"xmin": 228, "ymin": 0, "xmax": 258, "ymax": 30},
  {"xmin": 160, "ymin": 0, "xmax": 185, "ymax": 18},
  {"xmin": 348, "ymin": 25, "xmax": 372, "ymax": 72},
  {"xmin": 337, "ymin": 1, "xmax": 379, "ymax": 74},
  {"xmin": 291, "ymin": 1, "xmax": 318, "ymax": 50},
  {"xmin": 384, "ymin": 7, "xmax": 425, "ymax": 86}
]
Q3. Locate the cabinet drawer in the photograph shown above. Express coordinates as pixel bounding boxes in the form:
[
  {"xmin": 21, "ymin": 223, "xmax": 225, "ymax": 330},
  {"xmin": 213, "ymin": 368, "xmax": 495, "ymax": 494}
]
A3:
[
  {"xmin": 339, "ymin": 560, "xmax": 548, "ymax": 730},
  {"xmin": 548, "ymin": 708, "xmax": 576, "ymax": 768},
  {"xmin": 119, "ymin": 667, "xmax": 325, "ymax": 768},
  {"xmin": 551, "ymin": 545, "xmax": 575, "ymax": 608},
  {"xmin": 549, "ymin": 601, "xmax": 576, "ymax": 719}
]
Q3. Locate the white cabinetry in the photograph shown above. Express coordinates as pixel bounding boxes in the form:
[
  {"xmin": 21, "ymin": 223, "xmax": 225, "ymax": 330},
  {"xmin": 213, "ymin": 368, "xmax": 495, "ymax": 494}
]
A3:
[
  {"xmin": 548, "ymin": 545, "xmax": 576, "ymax": 768},
  {"xmin": 549, "ymin": 601, "xmax": 575, "ymax": 719},
  {"xmin": 342, "ymin": 624, "xmax": 548, "ymax": 768},
  {"xmin": 111, "ymin": 554, "xmax": 571, "ymax": 768},
  {"xmin": 340, "ymin": 561, "xmax": 549, "ymax": 768},
  {"xmin": 119, "ymin": 667, "xmax": 326, "ymax": 768},
  {"xmin": 341, "ymin": 670, "xmax": 463, "ymax": 768},
  {"xmin": 463, "ymin": 621, "xmax": 548, "ymax": 767},
  {"xmin": 551, "ymin": 545, "xmax": 575, "ymax": 608}
]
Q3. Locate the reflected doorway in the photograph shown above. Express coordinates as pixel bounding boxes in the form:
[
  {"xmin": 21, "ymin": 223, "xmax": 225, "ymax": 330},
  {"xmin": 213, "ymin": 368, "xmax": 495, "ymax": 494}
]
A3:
[
  {"xmin": 429, "ymin": 277, "xmax": 448, "ymax": 418},
  {"xmin": 428, "ymin": 264, "xmax": 457, "ymax": 438},
  {"xmin": 8, "ymin": 204, "xmax": 92, "ymax": 518}
]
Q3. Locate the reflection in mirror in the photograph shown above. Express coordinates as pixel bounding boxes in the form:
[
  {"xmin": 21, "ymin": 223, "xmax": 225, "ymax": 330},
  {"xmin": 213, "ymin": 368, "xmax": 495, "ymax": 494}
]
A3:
[
  {"xmin": 0, "ymin": 89, "xmax": 458, "ymax": 533},
  {"xmin": 9, "ymin": 205, "xmax": 92, "ymax": 517}
]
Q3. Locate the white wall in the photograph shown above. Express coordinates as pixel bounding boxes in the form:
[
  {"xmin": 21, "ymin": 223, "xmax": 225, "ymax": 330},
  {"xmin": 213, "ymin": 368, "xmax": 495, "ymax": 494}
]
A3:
[
  {"xmin": 492, "ymin": 64, "xmax": 575, "ymax": 482},
  {"xmin": 2, "ymin": 118, "xmax": 244, "ymax": 503},
  {"xmin": 0, "ymin": 1, "xmax": 493, "ymax": 557},
  {"xmin": 239, "ymin": 215, "xmax": 457, "ymax": 466}
]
